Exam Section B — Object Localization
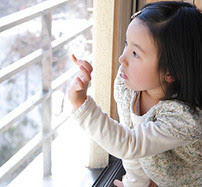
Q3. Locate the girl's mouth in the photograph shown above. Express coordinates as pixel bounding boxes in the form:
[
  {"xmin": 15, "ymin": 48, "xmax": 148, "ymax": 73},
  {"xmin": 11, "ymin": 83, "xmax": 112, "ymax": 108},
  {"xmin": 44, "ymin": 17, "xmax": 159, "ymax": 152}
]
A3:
[{"xmin": 121, "ymin": 72, "xmax": 128, "ymax": 79}]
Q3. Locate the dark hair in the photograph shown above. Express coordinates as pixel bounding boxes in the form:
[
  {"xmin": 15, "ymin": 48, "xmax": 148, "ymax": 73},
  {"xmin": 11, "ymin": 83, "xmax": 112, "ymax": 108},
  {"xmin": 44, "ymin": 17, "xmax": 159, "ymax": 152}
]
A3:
[{"xmin": 136, "ymin": 1, "xmax": 202, "ymax": 112}]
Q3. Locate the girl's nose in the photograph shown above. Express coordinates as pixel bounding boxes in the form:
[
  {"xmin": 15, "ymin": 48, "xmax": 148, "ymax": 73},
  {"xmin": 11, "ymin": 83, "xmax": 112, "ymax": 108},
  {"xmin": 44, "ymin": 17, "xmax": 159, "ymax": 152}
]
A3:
[{"xmin": 119, "ymin": 53, "xmax": 128, "ymax": 67}]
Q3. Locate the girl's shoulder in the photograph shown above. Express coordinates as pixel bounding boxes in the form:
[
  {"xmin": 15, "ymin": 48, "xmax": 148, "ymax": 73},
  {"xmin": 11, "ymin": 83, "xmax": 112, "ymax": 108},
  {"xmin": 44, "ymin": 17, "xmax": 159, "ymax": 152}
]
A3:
[
  {"xmin": 154, "ymin": 99, "xmax": 201, "ymax": 118},
  {"xmin": 152, "ymin": 100, "xmax": 202, "ymax": 141}
]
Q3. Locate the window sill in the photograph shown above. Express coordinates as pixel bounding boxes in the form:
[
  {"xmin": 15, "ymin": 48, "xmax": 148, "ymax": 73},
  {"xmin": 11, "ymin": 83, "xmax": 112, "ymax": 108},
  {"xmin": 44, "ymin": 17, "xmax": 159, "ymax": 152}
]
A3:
[
  {"xmin": 8, "ymin": 122, "xmax": 104, "ymax": 187},
  {"xmin": 8, "ymin": 116, "xmax": 125, "ymax": 187}
]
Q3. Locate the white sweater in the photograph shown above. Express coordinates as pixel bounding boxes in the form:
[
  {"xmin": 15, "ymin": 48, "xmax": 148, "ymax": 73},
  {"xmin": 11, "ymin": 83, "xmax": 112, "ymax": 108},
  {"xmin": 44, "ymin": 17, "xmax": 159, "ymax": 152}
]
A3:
[{"xmin": 71, "ymin": 69, "xmax": 201, "ymax": 186}]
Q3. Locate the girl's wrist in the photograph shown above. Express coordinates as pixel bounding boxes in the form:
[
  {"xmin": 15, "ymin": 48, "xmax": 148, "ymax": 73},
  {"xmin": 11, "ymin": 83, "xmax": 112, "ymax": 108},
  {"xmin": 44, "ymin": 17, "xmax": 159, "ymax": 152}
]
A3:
[{"xmin": 73, "ymin": 96, "xmax": 87, "ymax": 111}]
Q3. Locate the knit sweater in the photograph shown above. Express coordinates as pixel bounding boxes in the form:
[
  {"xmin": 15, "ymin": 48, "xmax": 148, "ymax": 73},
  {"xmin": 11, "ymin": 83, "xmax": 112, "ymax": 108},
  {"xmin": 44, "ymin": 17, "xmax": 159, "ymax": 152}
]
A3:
[
  {"xmin": 114, "ymin": 69, "xmax": 201, "ymax": 186},
  {"xmin": 71, "ymin": 69, "xmax": 201, "ymax": 186}
]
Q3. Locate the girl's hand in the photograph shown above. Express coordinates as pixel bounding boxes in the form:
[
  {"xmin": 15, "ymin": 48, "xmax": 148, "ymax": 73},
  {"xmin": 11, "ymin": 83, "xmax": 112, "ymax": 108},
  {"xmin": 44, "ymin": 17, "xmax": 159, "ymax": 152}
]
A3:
[
  {"xmin": 113, "ymin": 179, "xmax": 124, "ymax": 187},
  {"xmin": 68, "ymin": 54, "xmax": 93, "ymax": 111}
]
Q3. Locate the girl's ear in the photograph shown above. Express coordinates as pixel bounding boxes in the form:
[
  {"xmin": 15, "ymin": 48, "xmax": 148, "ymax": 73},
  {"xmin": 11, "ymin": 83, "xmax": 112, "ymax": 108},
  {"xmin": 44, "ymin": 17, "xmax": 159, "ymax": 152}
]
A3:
[{"xmin": 165, "ymin": 73, "xmax": 175, "ymax": 83}]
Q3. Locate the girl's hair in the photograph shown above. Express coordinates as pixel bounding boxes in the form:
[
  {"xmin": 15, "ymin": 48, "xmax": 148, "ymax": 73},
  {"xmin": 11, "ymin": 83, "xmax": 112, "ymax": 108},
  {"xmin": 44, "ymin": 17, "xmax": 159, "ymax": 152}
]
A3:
[{"xmin": 136, "ymin": 1, "xmax": 202, "ymax": 112}]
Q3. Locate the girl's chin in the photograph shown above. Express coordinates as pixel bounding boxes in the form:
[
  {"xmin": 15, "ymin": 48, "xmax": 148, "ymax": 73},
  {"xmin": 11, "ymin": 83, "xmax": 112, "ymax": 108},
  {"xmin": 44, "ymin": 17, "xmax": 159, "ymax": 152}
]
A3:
[
  {"xmin": 124, "ymin": 81, "xmax": 141, "ymax": 91},
  {"xmin": 123, "ymin": 81, "xmax": 133, "ymax": 90}
]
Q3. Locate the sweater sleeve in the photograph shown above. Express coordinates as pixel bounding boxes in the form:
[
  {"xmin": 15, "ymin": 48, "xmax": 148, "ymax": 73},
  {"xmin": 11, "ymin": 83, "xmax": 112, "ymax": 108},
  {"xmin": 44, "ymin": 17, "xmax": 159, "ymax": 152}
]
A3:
[
  {"xmin": 122, "ymin": 159, "xmax": 150, "ymax": 187},
  {"xmin": 71, "ymin": 96, "xmax": 192, "ymax": 160}
]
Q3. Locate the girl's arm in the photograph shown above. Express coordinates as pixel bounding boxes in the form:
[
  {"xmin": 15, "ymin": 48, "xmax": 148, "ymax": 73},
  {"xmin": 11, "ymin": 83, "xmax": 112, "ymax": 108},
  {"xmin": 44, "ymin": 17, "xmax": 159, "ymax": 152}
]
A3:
[{"xmin": 71, "ymin": 96, "xmax": 192, "ymax": 160}]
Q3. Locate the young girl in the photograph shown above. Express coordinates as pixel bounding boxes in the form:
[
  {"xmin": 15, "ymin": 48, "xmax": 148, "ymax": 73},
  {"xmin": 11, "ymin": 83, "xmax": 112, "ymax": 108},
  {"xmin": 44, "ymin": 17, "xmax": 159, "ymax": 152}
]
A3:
[{"xmin": 68, "ymin": 1, "xmax": 202, "ymax": 186}]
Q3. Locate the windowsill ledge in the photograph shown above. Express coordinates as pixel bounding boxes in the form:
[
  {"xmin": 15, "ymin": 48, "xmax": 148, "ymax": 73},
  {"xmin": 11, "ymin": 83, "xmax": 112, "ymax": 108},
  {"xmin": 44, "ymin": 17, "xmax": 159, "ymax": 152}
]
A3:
[{"xmin": 8, "ymin": 121, "xmax": 104, "ymax": 187}]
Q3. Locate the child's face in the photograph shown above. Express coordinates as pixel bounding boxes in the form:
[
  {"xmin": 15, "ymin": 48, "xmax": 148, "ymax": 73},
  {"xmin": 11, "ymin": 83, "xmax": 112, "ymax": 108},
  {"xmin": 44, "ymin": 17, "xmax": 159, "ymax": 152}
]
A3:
[{"xmin": 119, "ymin": 18, "xmax": 164, "ymax": 98}]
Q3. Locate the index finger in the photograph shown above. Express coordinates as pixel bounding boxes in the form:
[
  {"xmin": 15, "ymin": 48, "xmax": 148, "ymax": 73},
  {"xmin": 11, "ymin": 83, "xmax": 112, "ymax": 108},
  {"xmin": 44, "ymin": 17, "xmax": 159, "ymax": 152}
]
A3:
[
  {"xmin": 71, "ymin": 54, "xmax": 93, "ymax": 73},
  {"xmin": 72, "ymin": 54, "xmax": 79, "ymax": 65}
]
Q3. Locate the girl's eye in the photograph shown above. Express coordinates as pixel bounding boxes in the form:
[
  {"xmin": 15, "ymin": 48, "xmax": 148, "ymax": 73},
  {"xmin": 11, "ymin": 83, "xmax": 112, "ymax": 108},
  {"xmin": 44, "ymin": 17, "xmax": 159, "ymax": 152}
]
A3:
[{"xmin": 133, "ymin": 51, "xmax": 139, "ymax": 58}]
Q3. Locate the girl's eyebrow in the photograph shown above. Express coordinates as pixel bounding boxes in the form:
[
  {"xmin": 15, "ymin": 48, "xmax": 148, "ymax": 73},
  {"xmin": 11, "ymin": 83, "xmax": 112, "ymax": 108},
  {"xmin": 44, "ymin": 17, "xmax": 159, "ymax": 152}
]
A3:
[
  {"xmin": 132, "ymin": 42, "xmax": 145, "ymax": 53},
  {"xmin": 125, "ymin": 39, "xmax": 145, "ymax": 53}
]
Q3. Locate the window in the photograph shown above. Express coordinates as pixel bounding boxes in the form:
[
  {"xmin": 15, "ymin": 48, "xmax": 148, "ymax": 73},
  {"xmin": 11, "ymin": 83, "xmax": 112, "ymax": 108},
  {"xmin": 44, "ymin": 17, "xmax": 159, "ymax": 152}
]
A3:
[{"xmin": 0, "ymin": 0, "xmax": 94, "ymax": 185}]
